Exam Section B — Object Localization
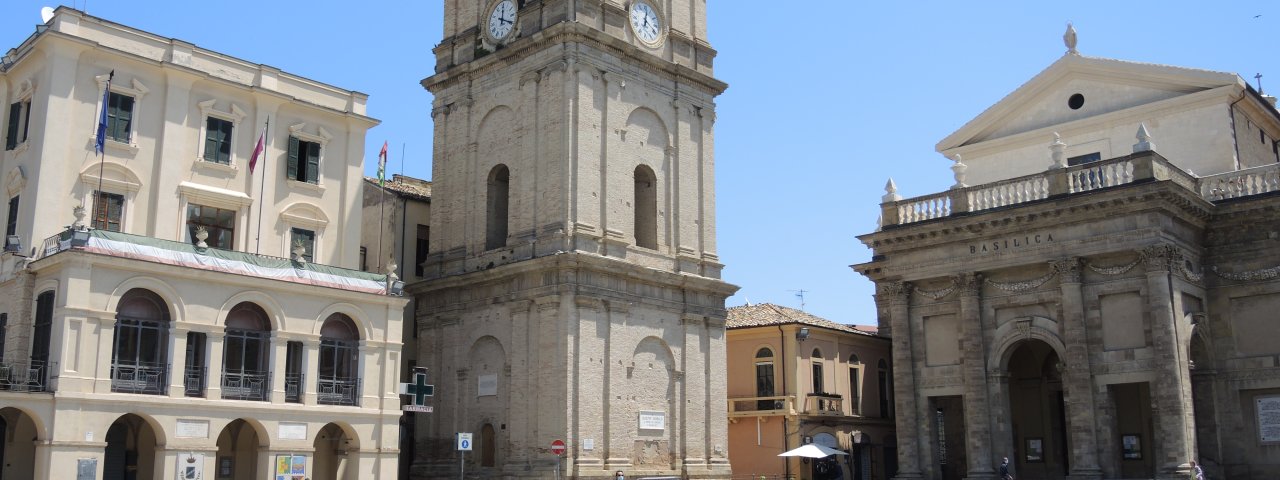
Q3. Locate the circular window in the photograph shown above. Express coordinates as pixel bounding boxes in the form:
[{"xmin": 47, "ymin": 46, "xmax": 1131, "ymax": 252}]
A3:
[{"xmin": 1068, "ymin": 93, "xmax": 1085, "ymax": 110}]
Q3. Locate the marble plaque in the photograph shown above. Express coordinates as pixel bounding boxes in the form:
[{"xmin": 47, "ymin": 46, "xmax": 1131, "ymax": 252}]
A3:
[
  {"xmin": 638, "ymin": 411, "xmax": 665, "ymax": 430},
  {"xmin": 176, "ymin": 419, "xmax": 209, "ymax": 439},
  {"xmin": 278, "ymin": 422, "xmax": 307, "ymax": 440},
  {"xmin": 478, "ymin": 373, "xmax": 498, "ymax": 397},
  {"xmin": 1258, "ymin": 395, "xmax": 1280, "ymax": 442}
]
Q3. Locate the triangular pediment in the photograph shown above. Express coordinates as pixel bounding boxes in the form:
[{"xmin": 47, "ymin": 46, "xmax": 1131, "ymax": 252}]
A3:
[{"xmin": 937, "ymin": 54, "xmax": 1241, "ymax": 152}]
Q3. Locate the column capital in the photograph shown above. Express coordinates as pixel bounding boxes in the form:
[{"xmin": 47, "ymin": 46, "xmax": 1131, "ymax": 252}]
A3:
[
  {"xmin": 1051, "ymin": 257, "xmax": 1082, "ymax": 284},
  {"xmin": 1140, "ymin": 244, "xmax": 1180, "ymax": 272},
  {"xmin": 876, "ymin": 281, "xmax": 911, "ymax": 304},
  {"xmin": 954, "ymin": 272, "xmax": 982, "ymax": 296}
]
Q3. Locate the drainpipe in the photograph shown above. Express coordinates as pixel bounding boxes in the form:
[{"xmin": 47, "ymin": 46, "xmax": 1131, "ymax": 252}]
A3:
[{"xmin": 778, "ymin": 325, "xmax": 790, "ymax": 479}]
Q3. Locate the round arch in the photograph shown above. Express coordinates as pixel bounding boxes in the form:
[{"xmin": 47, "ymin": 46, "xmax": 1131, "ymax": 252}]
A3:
[
  {"xmin": 96, "ymin": 411, "xmax": 169, "ymax": 448},
  {"xmin": 313, "ymin": 302, "xmax": 372, "ymax": 340},
  {"xmin": 624, "ymin": 106, "xmax": 672, "ymax": 149},
  {"xmin": 633, "ymin": 335, "xmax": 676, "ymax": 366},
  {"xmin": 0, "ymin": 405, "xmax": 49, "ymax": 441},
  {"xmin": 279, "ymin": 202, "xmax": 330, "ymax": 231},
  {"xmin": 216, "ymin": 291, "xmax": 286, "ymax": 331},
  {"xmin": 754, "ymin": 345, "xmax": 776, "ymax": 359},
  {"xmin": 989, "ymin": 316, "xmax": 1067, "ymax": 372},
  {"xmin": 104, "ymin": 276, "xmax": 186, "ymax": 322},
  {"xmin": 310, "ymin": 420, "xmax": 361, "ymax": 450},
  {"xmin": 212, "ymin": 417, "xmax": 272, "ymax": 449}
]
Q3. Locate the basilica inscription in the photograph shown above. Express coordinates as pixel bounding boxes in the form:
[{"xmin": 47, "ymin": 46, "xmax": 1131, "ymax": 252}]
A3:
[{"xmin": 969, "ymin": 233, "xmax": 1054, "ymax": 254}]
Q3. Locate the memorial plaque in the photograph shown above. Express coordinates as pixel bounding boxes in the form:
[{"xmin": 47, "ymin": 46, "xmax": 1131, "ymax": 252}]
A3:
[
  {"xmin": 1258, "ymin": 395, "xmax": 1280, "ymax": 443},
  {"xmin": 638, "ymin": 411, "xmax": 665, "ymax": 430},
  {"xmin": 478, "ymin": 373, "xmax": 498, "ymax": 397},
  {"xmin": 278, "ymin": 422, "xmax": 307, "ymax": 440},
  {"xmin": 176, "ymin": 419, "xmax": 210, "ymax": 439}
]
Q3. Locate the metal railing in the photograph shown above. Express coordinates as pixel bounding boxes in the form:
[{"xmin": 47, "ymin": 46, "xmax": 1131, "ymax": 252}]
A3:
[
  {"xmin": 316, "ymin": 376, "xmax": 360, "ymax": 406},
  {"xmin": 284, "ymin": 372, "xmax": 304, "ymax": 404},
  {"xmin": 727, "ymin": 395, "xmax": 794, "ymax": 416},
  {"xmin": 0, "ymin": 360, "xmax": 55, "ymax": 392},
  {"xmin": 184, "ymin": 366, "xmax": 206, "ymax": 397},
  {"xmin": 111, "ymin": 361, "xmax": 169, "ymax": 395},
  {"xmin": 221, "ymin": 369, "xmax": 271, "ymax": 402}
]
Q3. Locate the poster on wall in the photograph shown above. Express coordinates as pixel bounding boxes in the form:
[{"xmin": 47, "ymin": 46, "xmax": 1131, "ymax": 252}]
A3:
[
  {"xmin": 175, "ymin": 453, "xmax": 204, "ymax": 480},
  {"xmin": 1121, "ymin": 434, "xmax": 1142, "ymax": 460},
  {"xmin": 1257, "ymin": 395, "xmax": 1280, "ymax": 443},
  {"xmin": 274, "ymin": 454, "xmax": 306, "ymax": 480},
  {"xmin": 1024, "ymin": 438, "xmax": 1043, "ymax": 463}
]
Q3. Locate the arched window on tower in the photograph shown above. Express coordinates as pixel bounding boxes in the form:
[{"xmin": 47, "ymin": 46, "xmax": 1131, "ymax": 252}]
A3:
[
  {"xmin": 111, "ymin": 289, "xmax": 171, "ymax": 395},
  {"xmin": 486, "ymin": 164, "xmax": 510, "ymax": 250},
  {"xmin": 634, "ymin": 164, "xmax": 657, "ymax": 249},
  {"xmin": 318, "ymin": 313, "xmax": 361, "ymax": 406},
  {"xmin": 755, "ymin": 347, "xmax": 775, "ymax": 410}
]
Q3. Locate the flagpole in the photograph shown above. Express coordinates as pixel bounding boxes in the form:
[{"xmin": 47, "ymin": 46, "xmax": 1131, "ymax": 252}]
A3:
[
  {"xmin": 93, "ymin": 70, "xmax": 114, "ymax": 229},
  {"xmin": 375, "ymin": 141, "xmax": 389, "ymax": 272},
  {"xmin": 255, "ymin": 117, "xmax": 269, "ymax": 255}
]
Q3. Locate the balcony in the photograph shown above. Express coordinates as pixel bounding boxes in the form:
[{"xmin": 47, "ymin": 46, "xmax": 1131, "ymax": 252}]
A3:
[
  {"xmin": 221, "ymin": 370, "xmax": 271, "ymax": 402},
  {"xmin": 317, "ymin": 376, "xmax": 360, "ymax": 406},
  {"xmin": 727, "ymin": 395, "xmax": 795, "ymax": 417},
  {"xmin": 284, "ymin": 372, "xmax": 304, "ymax": 404},
  {"xmin": 111, "ymin": 361, "xmax": 168, "ymax": 395},
  {"xmin": 805, "ymin": 393, "xmax": 844, "ymax": 415},
  {"xmin": 184, "ymin": 366, "xmax": 206, "ymax": 397},
  {"xmin": 880, "ymin": 150, "xmax": 1279, "ymax": 228},
  {"xmin": 0, "ymin": 360, "xmax": 55, "ymax": 393}
]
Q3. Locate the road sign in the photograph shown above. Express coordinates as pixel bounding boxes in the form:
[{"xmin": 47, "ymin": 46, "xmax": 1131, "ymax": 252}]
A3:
[
  {"xmin": 550, "ymin": 439, "xmax": 566, "ymax": 455},
  {"xmin": 457, "ymin": 433, "xmax": 473, "ymax": 451},
  {"xmin": 399, "ymin": 368, "xmax": 435, "ymax": 407},
  {"xmin": 403, "ymin": 405, "xmax": 433, "ymax": 413}
]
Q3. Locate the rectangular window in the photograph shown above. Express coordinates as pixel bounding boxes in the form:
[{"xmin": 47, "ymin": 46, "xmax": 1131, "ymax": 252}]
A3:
[
  {"xmin": 0, "ymin": 313, "xmax": 7, "ymax": 363},
  {"xmin": 106, "ymin": 92, "xmax": 134, "ymax": 144},
  {"xmin": 291, "ymin": 228, "xmax": 315, "ymax": 263},
  {"xmin": 4, "ymin": 101, "xmax": 27, "ymax": 151},
  {"xmin": 184, "ymin": 331, "xmax": 207, "ymax": 397},
  {"xmin": 1067, "ymin": 152, "xmax": 1102, "ymax": 166},
  {"xmin": 359, "ymin": 246, "xmax": 368, "ymax": 272},
  {"xmin": 5, "ymin": 196, "xmax": 17, "ymax": 237},
  {"xmin": 812, "ymin": 362, "xmax": 824, "ymax": 394},
  {"xmin": 285, "ymin": 341, "xmax": 303, "ymax": 403},
  {"xmin": 203, "ymin": 117, "xmax": 234, "ymax": 164},
  {"xmin": 187, "ymin": 204, "xmax": 236, "ymax": 249},
  {"xmin": 92, "ymin": 191, "xmax": 124, "ymax": 232},
  {"xmin": 849, "ymin": 368, "xmax": 860, "ymax": 415},
  {"xmin": 286, "ymin": 136, "xmax": 321, "ymax": 184},
  {"xmin": 755, "ymin": 361, "xmax": 775, "ymax": 410},
  {"xmin": 415, "ymin": 224, "xmax": 429, "ymax": 277}
]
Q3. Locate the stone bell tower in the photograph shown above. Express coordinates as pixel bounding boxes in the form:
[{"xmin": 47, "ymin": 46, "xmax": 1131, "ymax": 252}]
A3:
[{"xmin": 410, "ymin": 1, "xmax": 734, "ymax": 479}]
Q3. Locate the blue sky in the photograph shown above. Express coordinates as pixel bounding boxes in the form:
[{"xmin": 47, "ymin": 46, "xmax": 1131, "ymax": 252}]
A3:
[{"xmin": 4, "ymin": 1, "xmax": 1277, "ymax": 325}]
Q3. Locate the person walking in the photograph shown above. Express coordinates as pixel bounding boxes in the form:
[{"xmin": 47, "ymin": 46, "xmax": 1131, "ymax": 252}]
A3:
[
  {"xmin": 999, "ymin": 457, "xmax": 1014, "ymax": 480},
  {"xmin": 1190, "ymin": 460, "xmax": 1205, "ymax": 480}
]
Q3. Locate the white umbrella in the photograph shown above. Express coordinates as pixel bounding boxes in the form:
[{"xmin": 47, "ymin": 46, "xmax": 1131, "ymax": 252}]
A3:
[{"xmin": 777, "ymin": 443, "xmax": 848, "ymax": 458}]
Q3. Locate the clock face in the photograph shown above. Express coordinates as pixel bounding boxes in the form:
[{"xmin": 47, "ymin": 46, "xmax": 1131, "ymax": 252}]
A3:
[
  {"xmin": 487, "ymin": 0, "xmax": 517, "ymax": 41},
  {"xmin": 629, "ymin": 1, "xmax": 662, "ymax": 46}
]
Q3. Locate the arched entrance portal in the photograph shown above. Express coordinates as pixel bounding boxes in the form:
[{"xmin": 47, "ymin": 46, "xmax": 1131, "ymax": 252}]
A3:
[
  {"xmin": 314, "ymin": 422, "xmax": 357, "ymax": 480},
  {"xmin": 0, "ymin": 407, "xmax": 42, "ymax": 480},
  {"xmin": 1006, "ymin": 340, "xmax": 1068, "ymax": 480},
  {"xmin": 216, "ymin": 419, "xmax": 262, "ymax": 480},
  {"xmin": 103, "ymin": 414, "xmax": 160, "ymax": 480}
]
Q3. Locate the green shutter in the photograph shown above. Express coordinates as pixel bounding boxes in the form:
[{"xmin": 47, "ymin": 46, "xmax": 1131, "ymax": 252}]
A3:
[
  {"xmin": 5, "ymin": 103, "xmax": 19, "ymax": 150},
  {"xmin": 20, "ymin": 101, "xmax": 31, "ymax": 142},
  {"xmin": 203, "ymin": 118, "xmax": 219, "ymax": 162},
  {"xmin": 107, "ymin": 93, "xmax": 134, "ymax": 143},
  {"xmin": 305, "ymin": 143, "xmax": 319, "ymax": 184},
  {"xmin": 287, "ymin": 136, "xmax": 300, "ymax": 180}
]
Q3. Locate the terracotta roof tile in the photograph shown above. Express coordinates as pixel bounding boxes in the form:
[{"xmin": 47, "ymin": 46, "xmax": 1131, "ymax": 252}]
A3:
[
  {"xmin": 726, "ymin": 303, "xmax": 878, "ymax": 337},
  {"xmin": 366, "ymin": 174, "xmax": 432, "ymax": 201}
]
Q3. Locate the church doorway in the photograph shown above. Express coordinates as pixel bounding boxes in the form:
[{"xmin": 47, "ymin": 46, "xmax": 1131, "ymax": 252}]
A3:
[
  {"xmin": 1006, "ymin": 340, "xmax": 1068, "ymax": 480},
  {"xmin": 931, "ymin": 396, "xmax": 966, "ymax": 480},
  {"xmin": 102, "ymin": 414, "xmax": 159, "ymax": 480},
  {"xmin": 216, "ymin": 419, "xmax": 262, "ymax": 480},
  {"xmin": 480, "ymin": 423, "xmax": 496, "ymax": 467},
  {"xmin": 313, "ymin": 422, "xmax": 356, "ymax": 480},
  {"xmin": 1109, "ymin": 383, "xmax": 1154, "ymax": 478}
]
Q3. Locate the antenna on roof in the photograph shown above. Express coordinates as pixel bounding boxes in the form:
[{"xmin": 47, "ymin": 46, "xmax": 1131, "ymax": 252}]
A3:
[
  {"xmin": 40, "ymin": 6, "xmax": 55, "ymax": 23},
  {"xmin": 788, "ymin": 289, "xmax": 808, "ymax": 311}
]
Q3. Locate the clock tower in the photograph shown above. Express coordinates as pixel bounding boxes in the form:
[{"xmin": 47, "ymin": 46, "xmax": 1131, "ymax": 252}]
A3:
[{"xmin": 410, "ymin": 1, "xmax": 733, "ymax": 479}]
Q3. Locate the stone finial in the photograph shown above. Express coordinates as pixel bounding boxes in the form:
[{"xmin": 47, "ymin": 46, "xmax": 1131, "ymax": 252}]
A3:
[
  {"xmin": 72, "ymin": 205, "xmax": 88, "ymax": 230},
  {"xmin": 193, "ymin": 226, "xmax": 209, "ymax": 249},
  {"xmin": 1064, "ymin": 23, "xmax": 1078, "ymax": 55},
  {"xmin": 875, "ymin": 214, "xmax": 883, "ymax": 232},
  {"xmin": 1049, "ymin": 132, "xmax": 1067, "ymax": 169},
  {"xmin": 386, "ymin": 256, "xmax": 400, "ymax": 280},
  {"xmin": 882, "ymin": 178, "xmax": 902, "ymax": 202},
  {"xmin": 950, "ymin": 154, "xmax": 968, "ymax": 189},
  {"xmin": 1133, "ymin": 123, "xmax": 1154, "ymax": 153}
]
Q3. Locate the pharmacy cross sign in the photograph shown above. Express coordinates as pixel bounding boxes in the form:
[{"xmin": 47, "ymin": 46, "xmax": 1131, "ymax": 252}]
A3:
[{"xmin": 400, "ymin": 369, "xmax": 435, "ymax": 406}]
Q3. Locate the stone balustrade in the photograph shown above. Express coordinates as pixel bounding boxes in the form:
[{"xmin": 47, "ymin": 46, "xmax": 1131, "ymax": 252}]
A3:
[{"xmin": 1200, "ymin": 163, "xmax": 1280, "ymax": 200}]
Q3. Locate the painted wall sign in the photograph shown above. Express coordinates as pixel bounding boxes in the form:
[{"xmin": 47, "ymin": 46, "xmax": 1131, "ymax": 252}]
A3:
[{"xmin": 969, "ymin": 233, "xmax": 1054, "ymax": 254}]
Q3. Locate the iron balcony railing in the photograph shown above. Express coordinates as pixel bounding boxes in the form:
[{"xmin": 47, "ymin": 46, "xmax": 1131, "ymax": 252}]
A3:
[
  {"xmin": 284, "ymin": 372, "xmax": 304, "ymax": 404},
  {"xmin": 184, "ymin": 366, "xmax": 206, "ymax": 397},
  {"xmin": 0, "ymin": 360, "xmax": 55, "ymax": 393},
  {"xmin": 221, "ymin": 369, "xmax": 271, "ymax": 402},
  {"xmin": 316, "ymin": 376, "xmax": 360, "ymax": 406},
  {"xmin": 110, "ymin": 361, "xmax": 168, "ymax": 395}
]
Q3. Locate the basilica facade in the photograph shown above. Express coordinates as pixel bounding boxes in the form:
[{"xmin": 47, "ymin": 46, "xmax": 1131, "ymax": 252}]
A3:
[{"xmin": 856, "ymin": 33, "xmax": 1280, "ymax": 480}]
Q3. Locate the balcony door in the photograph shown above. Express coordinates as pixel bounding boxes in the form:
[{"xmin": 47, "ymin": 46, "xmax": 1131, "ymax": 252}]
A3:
[
  {"xmin": 222, "ymin": 303, "xmax": 271, "ymax": 401},
  {"xmin": 755, "ymin": 347, "xmax": 776, "ymax": 410},
  {"xmin": 111, "ymin": 289, "xmax": 170, "ymax": 394}
]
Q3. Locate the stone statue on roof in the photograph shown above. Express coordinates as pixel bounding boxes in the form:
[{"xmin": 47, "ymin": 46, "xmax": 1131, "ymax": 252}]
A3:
[{"xmin": 1064, "ymin": 22, "xmax": 1078, "ymax": 55}]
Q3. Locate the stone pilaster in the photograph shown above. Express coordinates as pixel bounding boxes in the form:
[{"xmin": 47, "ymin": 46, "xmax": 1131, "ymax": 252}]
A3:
[
  {"xmin": 1140, "ymin": 245, "xmax": 1196, "ymax": 477},
  {"xmin": 1052, "ymin": 257, "xmax": 1102, "ymax": 479},
  {"xmin": 880, "ymin": 281, "xmax": 924, "ymax": 479},
  {"xmin": 956, "ymin": 273, "xmax": 997, "ymax": 480}
]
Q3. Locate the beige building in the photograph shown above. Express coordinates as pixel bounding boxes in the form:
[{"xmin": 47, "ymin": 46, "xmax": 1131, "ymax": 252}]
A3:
[
  {"xmin": 407, "ymin": 0, "xmax": 735, "ymax": 478},
  {"xmin": 726, "ymin": 304, "xmax": 894, "ymax": 480},
  {"xmin": 855, "ymin": 29, "xmax": 1280, "ymax": 480},
  {"xmin": 0, "ymin": 8, "xmax": 406, "ymax": 480}
]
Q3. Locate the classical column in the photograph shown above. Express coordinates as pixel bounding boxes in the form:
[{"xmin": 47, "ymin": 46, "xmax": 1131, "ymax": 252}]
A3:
[
  {"xmin": 680, "ymin": 313, "xmax": 708, "ymax": 469},
  {"xmin": 302, "ymin": 339, "xmax": 320, "ymax": 406},
  {"xmin": 879, "ymin": 281, "xmax": 924, "ymax": 479},
  {"xmin": 1140, "ymin": 245, "xmax": 1196, "ymax": 477},
  {"xmin": 1094, "ymin": 386, "xmax": 1119, "ymax": 478},
  {"xmin": 1053, "ymin": 258, "xmax": 1102, "ymax": 479},
  {"xmin": 957, "ymin": 273, "xmax": 997, "ymax": 479},
  {"xmin": 206, "ymin": 332, "xmax": 225, "ymax": 399},
  {"xmin": 168, "ymin": 325, "xmax": 189, "ymax": 397}
]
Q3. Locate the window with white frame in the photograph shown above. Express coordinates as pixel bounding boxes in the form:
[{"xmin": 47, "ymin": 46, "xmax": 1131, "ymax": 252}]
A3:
[
  {"xmin": 4, "ymin": 99, "xmax": 31, "ymax": 151},
  {"xmin": 95, "ymin": 74, "xmax": 149, "ymax": 148},
  {"xmin": 197, "ymin": 100, "xmax": 245, "ymax": 166},
  {"xmin": 285, "ymin": 123, "xmax": 331, "ymax": 185},
  {"xmin": 291, "ymin": 227, "xmax": 315, "ymax": 263}
]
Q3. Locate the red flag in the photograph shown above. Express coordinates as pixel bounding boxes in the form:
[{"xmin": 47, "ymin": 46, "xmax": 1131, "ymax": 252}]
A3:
[
  {"xmin": 249, "ymin": 129, "xmax": 265, "ymax": 174},
  {"xmin": 377, "ymin": 141, "xmax": 388, "ymax": 186}
]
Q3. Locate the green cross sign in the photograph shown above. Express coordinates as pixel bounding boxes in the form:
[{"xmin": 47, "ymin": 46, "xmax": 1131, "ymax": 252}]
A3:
[{"xmin": 402, "ymin": 370, "xmax": 435, "ymax": 406}]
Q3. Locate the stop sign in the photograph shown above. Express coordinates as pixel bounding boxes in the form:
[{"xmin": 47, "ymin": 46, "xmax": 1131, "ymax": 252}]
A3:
[{"xmin": 550, "ymin": 439, "xmax": 566, "ymax": 455}]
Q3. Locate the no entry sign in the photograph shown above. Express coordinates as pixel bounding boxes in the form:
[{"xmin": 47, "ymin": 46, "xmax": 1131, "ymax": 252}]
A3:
[{"xmin": 550, "ymin": 439, "xmax": 566, "ymax": 455}]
